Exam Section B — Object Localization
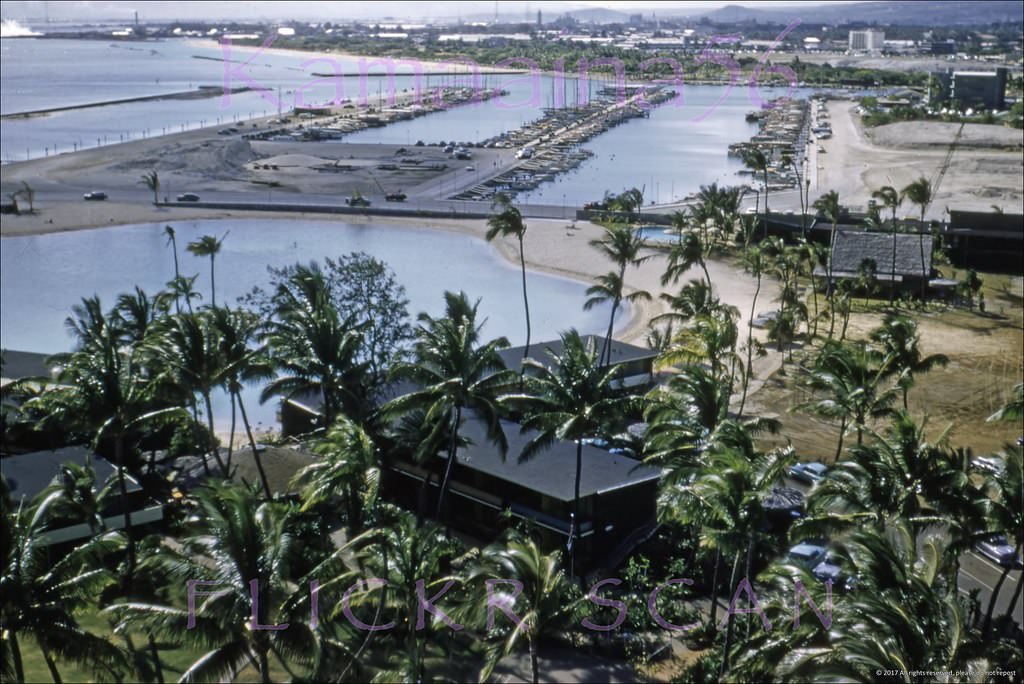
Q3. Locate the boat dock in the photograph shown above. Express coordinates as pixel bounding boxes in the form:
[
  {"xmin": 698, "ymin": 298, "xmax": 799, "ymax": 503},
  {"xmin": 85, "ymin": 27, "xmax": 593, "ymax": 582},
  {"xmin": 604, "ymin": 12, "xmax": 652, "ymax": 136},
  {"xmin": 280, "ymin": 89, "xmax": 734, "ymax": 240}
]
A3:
[
  {"xmin": 450, "ymin": 85, "xmax": 677, "ymax": 201},
  {"xmin": 729, "ymin": 97, "xmax": 811, "ymax": 191}
]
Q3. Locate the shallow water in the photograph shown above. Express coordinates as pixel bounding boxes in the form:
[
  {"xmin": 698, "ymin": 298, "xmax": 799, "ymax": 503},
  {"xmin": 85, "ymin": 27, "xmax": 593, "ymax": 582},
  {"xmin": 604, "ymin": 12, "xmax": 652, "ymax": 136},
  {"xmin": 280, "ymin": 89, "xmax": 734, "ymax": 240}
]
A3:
[{"xmin": 0, "ymin": 218, "xmax": 616, "ymax": 429}]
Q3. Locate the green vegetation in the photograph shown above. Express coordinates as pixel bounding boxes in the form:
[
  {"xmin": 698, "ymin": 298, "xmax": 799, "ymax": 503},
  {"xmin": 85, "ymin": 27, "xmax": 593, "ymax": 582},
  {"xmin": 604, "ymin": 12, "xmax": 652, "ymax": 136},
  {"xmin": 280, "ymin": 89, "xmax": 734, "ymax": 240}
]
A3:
[{"xmin": 1, "ymin": 187, "xmax": 1020, "ymax": 682}]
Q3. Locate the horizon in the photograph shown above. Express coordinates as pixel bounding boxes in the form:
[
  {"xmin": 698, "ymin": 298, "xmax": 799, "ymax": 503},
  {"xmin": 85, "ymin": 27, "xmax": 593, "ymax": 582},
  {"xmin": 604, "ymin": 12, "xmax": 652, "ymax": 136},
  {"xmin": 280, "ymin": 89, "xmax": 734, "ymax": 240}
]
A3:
[{"xmin": 0, "ymin": 0, "xmax": 884, "ymax": 23}]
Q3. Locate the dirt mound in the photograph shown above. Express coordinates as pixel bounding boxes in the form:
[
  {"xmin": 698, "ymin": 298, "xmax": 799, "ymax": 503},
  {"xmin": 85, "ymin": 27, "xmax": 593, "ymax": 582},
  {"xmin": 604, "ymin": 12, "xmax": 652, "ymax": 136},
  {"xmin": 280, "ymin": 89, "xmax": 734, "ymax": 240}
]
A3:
[{"xmin": 866, "ymin": 121, "xmax": 1023, "ymax": 150}]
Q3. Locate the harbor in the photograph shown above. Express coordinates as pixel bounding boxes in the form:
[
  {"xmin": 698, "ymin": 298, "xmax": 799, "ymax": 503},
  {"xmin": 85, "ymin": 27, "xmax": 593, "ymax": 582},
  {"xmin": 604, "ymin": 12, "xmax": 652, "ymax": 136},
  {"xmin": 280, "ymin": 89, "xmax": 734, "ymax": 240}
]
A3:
[
  {"xmin": 450, "ymin": 85, "xmax": 677, "ymax": 201},
  {"xmin": 729, "ymin": 97, "xmax": 812, "ymax": 192}
]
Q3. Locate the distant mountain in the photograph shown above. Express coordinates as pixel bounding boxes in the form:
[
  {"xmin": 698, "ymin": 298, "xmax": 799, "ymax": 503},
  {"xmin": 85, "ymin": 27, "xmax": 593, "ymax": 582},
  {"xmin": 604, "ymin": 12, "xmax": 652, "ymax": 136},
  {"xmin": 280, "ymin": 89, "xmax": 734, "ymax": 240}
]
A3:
[{"xmin": 694, "ymin": 1, "xmax": 1023, "ymax": 26}]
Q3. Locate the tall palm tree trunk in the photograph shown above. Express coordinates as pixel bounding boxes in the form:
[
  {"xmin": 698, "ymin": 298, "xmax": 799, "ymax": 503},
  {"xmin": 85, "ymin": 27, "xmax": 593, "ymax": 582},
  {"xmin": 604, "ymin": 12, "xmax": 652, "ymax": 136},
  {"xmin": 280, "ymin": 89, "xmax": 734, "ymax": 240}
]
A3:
[
  {"xmin": 739, "ymin": 266, "xmax": 762, "ymax": 416},
  {"xmin": 1002, "ymin": 567, "xmax": 1023, "ymax": 626},
  {"xmin": 41, "ymin": 647, "xmax": 62, "ymax": 684},
  {"xmin": 827, "ymin": 221, "xmax": 838, "ymax": 339},
  {"xmin": 435, "ymin": 406, "xmax": 463, "ymax": 521},
  {"xmin": 571, "ymin": 440, "xmax": 583, "ymax": 580},
  {"xmin": 708, "ymin": 548, "xmax": 722, "ymax": 631},
  {"xmin": 889, "ymin": 215, "xmax": 898, "ymax": 306},
  {"xmin": 209, "ymin": 256, "xmax": 217, "ymax": 308},
  {"xmin": 718, "ymin": 550, "xmax": 742, "ymax": 679},
  {"xmin": 529, "ymin": 636, "xmax": 540, "ymax": 684},
  {"xmin": 519, "ymin": 238, "xmax": 532, "ymax": 367},
  {"xmin": 237, "ymin": 392, "xmax": 272, "ymax": 500},
  {"xmin": 202, "ymin": 393, "xmax": 229, "ymax": 477},
  {"xmin": 258, "ymin": 646, "xmax": 272, "ymax": 684},
  {"xmin": 115, "ymin": 436, "xmax": 136, "ymax": 579},
  {"xmin": 918, "ymin": 217, "xmax": 928, "ymax": 301},
  {"xmin": 226, "ymin": 392, "xmax": 237, "ymax": 474},
  {"xmin": 148, "ymin": 636, "xmax": 165, "ymax": 684},
  {"xmin": 834, "ymin": 417, "xmax": 847, "ymax": 462},
  {"xmin": 601, "ymin": 298, "xmax": 621, "ymax": 368},
  {"xmin": 982, "ymin": 565, "xmax": 1011, "ymax": 638},
  {"xmin": 9, "ymin": 630, "xmax": 25, "ymax": 683}
]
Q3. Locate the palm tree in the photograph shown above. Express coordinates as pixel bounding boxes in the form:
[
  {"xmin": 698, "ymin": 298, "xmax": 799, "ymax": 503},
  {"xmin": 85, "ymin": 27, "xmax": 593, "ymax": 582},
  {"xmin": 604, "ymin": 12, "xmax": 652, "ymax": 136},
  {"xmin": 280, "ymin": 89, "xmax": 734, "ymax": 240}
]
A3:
[
  {"xmin": 735, "ymin": 522, "xmax": 981, "ymax": 682},
  {"xmin": 872, "ymin": 186, "xmax": 902, "ymax": 305},
  {"xmin": 163, "ymin": 226, "xmax": 184, "ymax": 314},
  {"xmin": 743, "ymin": 149, "xmax": 770, "ymax": 216},
  {"xmin": 34, "ymin": 297, "xmax": 184, "ymax": 574},
  {"xmin": 653, "ymin": 279, "xmax": 718, "ymax": 327},
  {"xmin": 114, "ymin": 286, "xmax": 170, "ymax": 346},
  {"xmin": 186, "ymin": 234, "xmax": 227, "ymax": 307},
  {"xmin": 977, "ymin": 443, "xmax": 1023, "ymax": 638},
  {"xmin": 657, "ymin": 306, "xmax": 740, "ymax": 386},
  {"xmin": 662, "ymin": 441, "xmax": 793, "ymax": 673},
  {"xmin": 139, "ymin": 170, "xmax": 159, "ymax": 205},
  {"xmin": 260, "ymin": 265, "xmax": 372, "ymax": 430},
  {"xmin": 869, "ymin": 314, "xmax": 949, "ymax": 410},
  {"xmin": 105, "ymin": 483, "xmax": 316, "ymax": 684},
  {"xmin": 583, "ymin": 270, "xmax": 651, "ymax": 367},
  {"xmin": 461, "ymin": 530, "xmax": 579, "ymax": 684},
  {"xmin": 812, "ymin": 190, "xmax": 842, "ymax": 338},
  {"xmin": 293, "ymin": 416, "xmax": 381, "ymax": 533},
  {"xmin": 796, "ymin": 413, "xmax": 979, "ymax": 541},
  {"xmin": 901, "ymin": 177, "xmax": 933, "ymax": 300},
  {"xmin": 588, "ymin": 223, "xmax": 650, "ymax": 366},
  {"xmin": 661, "ymin": 231, "xmax": 711, "ymax": 289},
  {"xmin": 322, "ymin": 506, "xmax": 462, "ymax": 682},
  {"xmin": 149, "ymin": 311, "xmax": 230, "ymax": 478},
  {"xmin": 988, "ymin": 383, "xmax": 1024, "ymax": 423},
  {"xmin": 211, "ymin": 307, "xmax": 274, "ymax": 498},
  {"xmin": 799, "ymin": 340, "xmax": 899, "ymax": 459},
  {"xmin": 516, "ymin": 330, "xmax": 639, "ymax": 576},
  {"xmin": 739, "ymin": 246, "xmax": 764, "ymax": 415},
  {"xmin": 486, "ymin": 193, "xmax": 532, "ymax": 366},
  {"xmin": 384, "ymin": 291, "xmax": 515, "ymax": 522},
  {"xmin": 1, "ymin": 484, "xmax": 127, "ymax": 683}
]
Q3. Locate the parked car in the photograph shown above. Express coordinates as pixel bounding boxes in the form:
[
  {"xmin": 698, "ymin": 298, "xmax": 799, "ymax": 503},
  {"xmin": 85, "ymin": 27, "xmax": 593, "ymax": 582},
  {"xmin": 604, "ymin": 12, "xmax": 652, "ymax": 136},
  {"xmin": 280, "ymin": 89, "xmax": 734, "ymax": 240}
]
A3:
[
  {"xmin": 812, "ymin": 552, "xmax": 857, "ymax": 590},
  {"xmin": 972, "ymin": 456, "xmax": 1006, "ymax": 476},
  {"xmin": 83, "ymin": 191, "xmax": 108, "ymax": 201},
  {"xmin": 787, "ymin": 542, "xmax": 827, "ymax": 568},
  {"xmin": 345, "ymin": 195, "xmax": 371, "ymax": 207},
  {"xmin": 974, "ymin": 533, "xmax": 1021, "ymax": 567},
  {"xmin": 787, "ymin": 461, "xmax": 829, "ymax": 486},
  {"xmin": 384, "ymin": 192, "xmax": 407, "ymax": 202},
  {"xmin": 176, "ymin": 193, "xmax": 200, "ymax": 202}
]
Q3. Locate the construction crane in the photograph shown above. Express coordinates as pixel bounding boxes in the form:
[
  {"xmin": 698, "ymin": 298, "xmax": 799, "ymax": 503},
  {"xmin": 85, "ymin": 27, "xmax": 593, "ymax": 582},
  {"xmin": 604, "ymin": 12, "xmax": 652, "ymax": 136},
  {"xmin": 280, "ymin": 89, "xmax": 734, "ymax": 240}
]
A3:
[
  {"xmin": 369, "ymin": 171, "xmax": 406, "ymax": 202},
  {"xmin": 930, "ymin": 121, "xmax": 964, "ymax": 202}
]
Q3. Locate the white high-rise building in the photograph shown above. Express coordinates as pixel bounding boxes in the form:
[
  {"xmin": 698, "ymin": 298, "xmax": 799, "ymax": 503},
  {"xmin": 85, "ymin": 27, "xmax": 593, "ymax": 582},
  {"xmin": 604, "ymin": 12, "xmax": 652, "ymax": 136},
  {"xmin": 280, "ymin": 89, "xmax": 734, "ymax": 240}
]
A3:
[{"xmin": 848, "ymin": 29, "xmax": 885, "ymax": 52}]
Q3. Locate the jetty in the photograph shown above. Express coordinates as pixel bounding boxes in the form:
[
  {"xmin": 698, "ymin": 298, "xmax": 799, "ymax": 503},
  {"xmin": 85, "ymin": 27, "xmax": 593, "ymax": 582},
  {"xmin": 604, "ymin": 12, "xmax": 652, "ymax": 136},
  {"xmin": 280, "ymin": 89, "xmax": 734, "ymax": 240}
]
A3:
[
  {"xmin": 729, "ymin": 97, "xmax": 811, "ymax": 191},
  {"xmin": 449, "ymin": 85, "xmax": 677, "ymax": 202}
]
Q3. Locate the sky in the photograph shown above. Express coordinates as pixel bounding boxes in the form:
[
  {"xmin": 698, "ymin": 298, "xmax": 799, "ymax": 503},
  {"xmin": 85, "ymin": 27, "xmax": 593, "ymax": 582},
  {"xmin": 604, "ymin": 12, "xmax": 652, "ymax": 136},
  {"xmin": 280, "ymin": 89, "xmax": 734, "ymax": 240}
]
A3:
[{"xmin": 1, "ymin": 0, "xmax": 868, "ymax": 23}]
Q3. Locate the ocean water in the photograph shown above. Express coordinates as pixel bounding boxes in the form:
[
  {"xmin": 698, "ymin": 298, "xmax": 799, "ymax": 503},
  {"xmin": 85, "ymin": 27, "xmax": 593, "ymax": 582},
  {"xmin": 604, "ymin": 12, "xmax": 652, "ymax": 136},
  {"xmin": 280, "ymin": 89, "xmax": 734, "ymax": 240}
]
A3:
[
  {"xmin": 0, "ymin": 218, "xmax": 616, "ymax": 428},
  {"xmin": 1, "ymin": 37, "xmax": 810, "ymax": 202}
]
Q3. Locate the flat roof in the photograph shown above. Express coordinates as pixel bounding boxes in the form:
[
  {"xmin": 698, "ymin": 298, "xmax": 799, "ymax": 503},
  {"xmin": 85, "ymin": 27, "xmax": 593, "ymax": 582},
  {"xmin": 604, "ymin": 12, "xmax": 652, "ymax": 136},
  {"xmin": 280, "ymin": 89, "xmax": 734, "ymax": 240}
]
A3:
[
  {"xmin": 449, "ymin": 411, "xmax": 662, "ymax": 503},
  {"xmin": 499, "ymin": 335, "xmax": 657, "ymax": 373},
  {"xmin": 1, "ymin": 349, "xmax": 53, "ymax": 385},
  {"xmin": 2, "ymin": 446, "xmax": 140, "ymax": 502}
]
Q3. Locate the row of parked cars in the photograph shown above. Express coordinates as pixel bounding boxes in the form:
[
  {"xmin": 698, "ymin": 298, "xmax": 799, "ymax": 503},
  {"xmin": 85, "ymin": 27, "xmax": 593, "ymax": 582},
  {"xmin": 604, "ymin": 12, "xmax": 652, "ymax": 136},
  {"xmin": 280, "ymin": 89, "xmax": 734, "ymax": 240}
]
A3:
[{"xmin": 83, "ymin": 192, "xmax": 200, "ymax": 202}]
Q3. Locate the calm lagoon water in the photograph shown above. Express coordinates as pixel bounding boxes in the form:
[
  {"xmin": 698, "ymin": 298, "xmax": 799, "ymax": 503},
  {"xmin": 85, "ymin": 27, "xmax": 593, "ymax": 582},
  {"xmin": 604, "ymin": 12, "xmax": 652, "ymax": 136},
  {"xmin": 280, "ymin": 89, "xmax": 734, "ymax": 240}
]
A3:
[
  {"xmin": 2, "ymin": 37, "xmax": 807, "ymax": 202},
  {"xmin": 0, "ymin": 218, "xmax": 615, "ymax": 429}
]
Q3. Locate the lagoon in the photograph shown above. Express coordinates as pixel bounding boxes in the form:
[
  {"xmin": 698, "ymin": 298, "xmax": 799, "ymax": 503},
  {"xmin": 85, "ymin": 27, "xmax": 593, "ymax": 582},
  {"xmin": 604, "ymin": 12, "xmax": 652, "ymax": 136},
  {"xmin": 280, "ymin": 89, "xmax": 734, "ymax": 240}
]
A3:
[{"xmin": 0, "ymin": 218, "xmax": 615, "ymax": 429}]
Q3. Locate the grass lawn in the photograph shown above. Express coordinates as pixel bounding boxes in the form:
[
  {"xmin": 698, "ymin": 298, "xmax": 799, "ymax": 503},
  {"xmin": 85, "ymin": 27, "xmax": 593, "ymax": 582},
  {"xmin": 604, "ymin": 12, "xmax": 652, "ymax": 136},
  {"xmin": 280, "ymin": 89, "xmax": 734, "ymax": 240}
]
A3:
[{"xmin": 16, "ymin": 608, "xmax": 295, "ymax": 683}]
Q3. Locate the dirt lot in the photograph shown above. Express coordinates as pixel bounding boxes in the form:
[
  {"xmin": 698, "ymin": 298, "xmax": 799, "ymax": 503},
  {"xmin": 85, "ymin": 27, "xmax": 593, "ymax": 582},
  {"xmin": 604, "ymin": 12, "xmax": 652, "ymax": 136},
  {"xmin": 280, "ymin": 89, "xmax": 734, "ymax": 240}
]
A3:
[{"xmin": 746, "ymin": 273, "xmax": 1024, "ymax": 461}]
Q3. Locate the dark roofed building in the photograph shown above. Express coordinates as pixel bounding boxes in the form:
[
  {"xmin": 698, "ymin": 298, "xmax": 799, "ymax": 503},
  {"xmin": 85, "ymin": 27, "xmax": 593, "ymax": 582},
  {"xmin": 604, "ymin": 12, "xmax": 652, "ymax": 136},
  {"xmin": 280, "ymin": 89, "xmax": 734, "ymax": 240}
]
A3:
[
  {"xmin": 1, "ymin": 349, "xmax": 53, "ymax": 387},
  {"xmin": 499, "ymin": 335, "xmax": 657, "ymax": 389},
  {"xmin": 387, "ymin": 411, "xmax": 662, "ymax": 572},
  {"xmin": 944, "ymin": 210, "xmax": 1023, "ymax": 270},
  {"xmin": 1, "ymin": 446, "xmax": 164, "ymax": 546},
  {"xmin": 815, "ymin": 230, "xmax": 935, "ymax": 295}
]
